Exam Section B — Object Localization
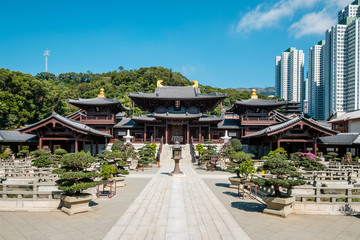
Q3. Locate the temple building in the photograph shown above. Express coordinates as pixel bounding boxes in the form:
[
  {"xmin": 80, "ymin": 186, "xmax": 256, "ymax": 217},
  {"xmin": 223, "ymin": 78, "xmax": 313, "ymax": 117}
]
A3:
[
  {"xmin": 123, "ymin": 80, "xmax": 227, "ymax": 144},
  {"xmin": 0, "ymin": 83, "xmax": 340, "ymax": 156}
]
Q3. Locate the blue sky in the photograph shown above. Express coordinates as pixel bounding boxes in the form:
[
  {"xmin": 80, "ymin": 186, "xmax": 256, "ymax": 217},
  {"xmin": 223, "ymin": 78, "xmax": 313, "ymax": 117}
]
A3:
[{"xmin": 0, "ymin": 0, "xmax": 353, "ymax": 88}]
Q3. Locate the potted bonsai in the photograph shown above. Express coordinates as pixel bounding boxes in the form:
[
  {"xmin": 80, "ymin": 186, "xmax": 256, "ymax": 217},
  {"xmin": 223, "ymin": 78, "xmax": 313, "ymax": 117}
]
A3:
[
  {"xmin": 53, "ymin": 152, "xmax": 100, "ymax": 215},
  {"xmin": 17, "ymin": 149, "xmax": 29, "ymax": 158},
  {"xmin": 226, "ymin": 151, "xmax": 254, "ymax": 188},
  {"xmin": 201, "ymin": 144, "xmax": 217, "ymax": 171},
  {"xmin": 291, "ymin": 152, "xmax": 326, "ymax": 171},
  {"xmin": 220, "ymin": 142, "xmax": 235, "ymax": 165},
  {"xmin": 252, "ymin": 148, "xmax": 306, "ymax": 217}
]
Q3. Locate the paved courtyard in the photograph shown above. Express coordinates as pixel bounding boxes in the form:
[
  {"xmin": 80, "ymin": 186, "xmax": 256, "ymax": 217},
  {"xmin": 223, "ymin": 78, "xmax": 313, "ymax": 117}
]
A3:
[{"xmin": 0, "ymin": 158, "xmax": 360, "ymax": 240}]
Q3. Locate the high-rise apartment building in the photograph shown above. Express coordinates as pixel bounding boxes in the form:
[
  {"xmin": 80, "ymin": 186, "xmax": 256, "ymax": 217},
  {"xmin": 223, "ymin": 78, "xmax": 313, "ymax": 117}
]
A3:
[
  {"xmin": 275, "ymin": 47, "xmax": 304, "ymax": 103},
  {"xmin": 308, "ymin": 40, "xmax": 325, "ymax": 120},
  {"xmin": 324, "ymin": 0, "xmax": 360, "ymax": 118}
]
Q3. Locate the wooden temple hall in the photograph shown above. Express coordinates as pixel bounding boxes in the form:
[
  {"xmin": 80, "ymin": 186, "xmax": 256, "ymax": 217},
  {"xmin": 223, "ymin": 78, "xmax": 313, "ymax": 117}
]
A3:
[{"xmin": 1, "ymin": 81, "xmax": 341, "ymax": 156}]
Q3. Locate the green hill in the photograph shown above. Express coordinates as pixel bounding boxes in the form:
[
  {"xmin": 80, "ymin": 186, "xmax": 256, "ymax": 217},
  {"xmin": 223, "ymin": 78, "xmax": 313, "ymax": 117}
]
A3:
[{"xmin": 0, "ymin": 67, "xmax": 278, "ymax": 129}]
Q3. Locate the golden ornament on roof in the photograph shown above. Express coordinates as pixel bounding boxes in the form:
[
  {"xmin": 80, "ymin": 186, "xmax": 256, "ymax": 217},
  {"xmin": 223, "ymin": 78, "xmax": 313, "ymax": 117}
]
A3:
[
  {"xmin": 157, "ymin": 80, "xmax": 164, "ymax": 88},
  {"xmin": 251, "ymin": 89, "xmax": 258, "ymax": 99},
  {"xmin": 192, "ymin": 80, "xmax": 198, "ymax": 88},
  {"xmin": 98, "ymin": 88, "xmax": 105, "ymax": 98}
]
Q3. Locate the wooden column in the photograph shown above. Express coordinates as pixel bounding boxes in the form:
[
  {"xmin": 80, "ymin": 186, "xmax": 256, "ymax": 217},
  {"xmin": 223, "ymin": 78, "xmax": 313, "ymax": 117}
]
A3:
[
  {"xmin": 82, "ymin": 141, "xmax": 85, "ymax": 152},
  {"xmin": 39, "ymin": 138, "xmax": 43, "ymax": 150},
  {"xmin": 75, "ymin": 139, "xmax": 78, "ymax": 153},
  {"xmin": 277, "ymin": 139, "xmax": 280, "ymax": 149},
  {"xmin": 153, "ymin": 126, "xmax": 156, "ymax": 140},
  {"xmin": 304, "ymin": 143, "xmax": 307, "ymax": 152},
  {"xmin": 91, "ymin": 140, "xmax": 94, "ymax": 156},
  {"xmin": 208, "ymin": 124, "xmax": 211, "ymax": 141},
  {"xmin": 261, "ymin": 140, "xmax": 264, "ymax": 157},
  {"xmin": 96, "ymin": 140, "xmax": 99, "ymax": 155},
  {"xmin": 198, "ymin": 127, "xmax": 201, "ymax": 142},
  {"xmin": 165, "ymin": 122, "xmax": 168, "ymax": 144},
  {"xmin": 269, "ymin": 140, "xmax": 272, "ymax": 151},
  {"xmin": 314, "ymin": 142, "xmax": 318, "ymax": 156},
  {"xmin": 144, "ymin": 123, "xmax": 147, "ymax": 142},
  {"xmin": 186, "ymin": 124, "xmax": 190, "ymax": 144}
]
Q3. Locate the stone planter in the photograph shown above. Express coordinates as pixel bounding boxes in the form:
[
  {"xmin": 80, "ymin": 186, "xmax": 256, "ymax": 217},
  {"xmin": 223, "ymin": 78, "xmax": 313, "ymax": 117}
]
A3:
[
  {"xmin": 262, "ymin": 196, "xmax": 295, "ymax": 218},
  {"xmin": 60, "ymin": 193, "xmax": 93, "ymax": 215},
  {"xmin": 228, "ymin": 176, "xmax": 245, "ymax": 189},
  {"xmin": 114, "ymin": 176, "xmax": 126, "ymax": 187}
]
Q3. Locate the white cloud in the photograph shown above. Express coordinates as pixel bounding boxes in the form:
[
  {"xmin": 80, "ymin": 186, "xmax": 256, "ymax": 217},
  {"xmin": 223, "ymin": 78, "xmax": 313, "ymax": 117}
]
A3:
[
  {"xmin": 289, "ymin": 10, "xmax": 336, "ymax": 38},
  {"xmin": 234, "ymin": 0, "xmax": 354, "ymax": 38}
]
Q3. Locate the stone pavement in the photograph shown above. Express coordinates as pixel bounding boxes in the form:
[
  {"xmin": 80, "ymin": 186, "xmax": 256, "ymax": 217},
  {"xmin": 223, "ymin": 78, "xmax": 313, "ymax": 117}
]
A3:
[{"xmin": 104, "ymin": 152, "xmax": 250, "ymax": 240}]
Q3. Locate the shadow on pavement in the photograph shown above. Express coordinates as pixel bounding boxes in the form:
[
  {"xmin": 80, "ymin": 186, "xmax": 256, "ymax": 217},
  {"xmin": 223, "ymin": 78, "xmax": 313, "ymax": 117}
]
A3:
[
  {"xmin": 216, "ymin": 183, "xmax": 230, "ymax": 188},
  {"xmin": 231, "ymin": 201, "xmax": 266, "ymax": 213}
]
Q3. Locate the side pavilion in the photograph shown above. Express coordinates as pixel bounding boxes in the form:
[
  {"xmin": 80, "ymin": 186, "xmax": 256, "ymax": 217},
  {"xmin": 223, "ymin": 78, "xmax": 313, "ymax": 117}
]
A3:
[
  {"xmin": 242, "ymin": 115, "xmax": 337, "ymax": 157},
  {"xmin": 19, "ymin": 112, "xmax": 112, "ymax": 155}
]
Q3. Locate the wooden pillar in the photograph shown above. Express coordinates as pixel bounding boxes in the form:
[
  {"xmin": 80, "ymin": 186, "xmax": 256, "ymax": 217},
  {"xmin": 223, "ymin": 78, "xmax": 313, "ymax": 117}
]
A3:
[
  {"xmin": 269, "ymin": 140, "xmax": 273, "ymax": 151},
  {"xmin": 198, "ymin": 127, "xmax": 201, "ymax": 142},
  {"xmin": 186, "ymin": 124, "xmax": 190, "ymax": 144},
  {"xmin": 314, "ymin": 142, "xmax": 318, "ymax": 156},
  {"xmin": 75, "ymin": 139, "xmax": 78, "ymax": 153},
  {"xmin": 144, "ymin": 123, "xmax": 147, "ymax": 142},
  {"xmin": 82, "ymin": 141, "xmax": 85, "ymax": 152},
  {"xmin": 153, "ymin": 126, "xmax": 156, "ymax": 140},
  {"xmin": 39, "ymin": 138, "xmax": 43, "ymax": 150},
  {"xmin": 96, "ymin": 140, "xmax": 99, "ymax": 154},
  {"xmin": 277, "ymin": 140, "xmax": 280, "ymax": 149},
  {"xmin": 165, "ymin": 122, "xmax": 168, "ymax": 144},
  {"xmin": 208, "ymin": 124, "xmax": 211, "ymax": 141},
  {"xmin": 304, "ymin": 143, "xmax": 307, "ymax": 152},
  {"xmin": 261, "ymin": 140, "xmax": 264, "ymax": 157},
  {"xmin": 91, "ymin": 140, "xmax": 94, "ymax": 156}
]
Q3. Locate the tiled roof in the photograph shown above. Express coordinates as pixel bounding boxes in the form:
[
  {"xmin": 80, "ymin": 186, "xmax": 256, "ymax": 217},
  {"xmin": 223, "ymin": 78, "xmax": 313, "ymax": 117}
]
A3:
[
  {"xmin": 319, "ymin": 133, "xmax": 360, "ymax": 145},
  {"xmin": 129, "ymin": 86, "xmax": 226, "ymax": 100},
  {"xmin": 153, "ymin": 113, "xmax": 203, "ymax": 119},
  {"xmin": 113, "ymin": 118, "xmax": 142, "ymax": 128},
  {"xmin": 243, "ymin": 116, "xmax": 337, "ymax": 138},
  {"xmin": 0, "ymin": 130, "xmax": 38, "ymax": 143},
  {"xmin": 20, "ymin": 112, "xmax": 112, "ymax": 138},
  {"xmin": 328, "ymin": 110, "xmax": 360, "ymax": 123},
  {"xmin": 68, "ymin": 97, "xmax": 129, "ymax": 111},
  {"xmin": 216, "ymin": 119, "xmax": 242, "ymax": 129},
  {"xmin": 227, "ymin": 98, "xmax": 286, "ymax": 112}
]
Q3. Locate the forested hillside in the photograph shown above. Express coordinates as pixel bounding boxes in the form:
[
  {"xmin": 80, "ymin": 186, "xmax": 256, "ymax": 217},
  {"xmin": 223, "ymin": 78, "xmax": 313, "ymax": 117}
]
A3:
[{"xmin": 0, "ymin": 67, "xmax": 276, "ymax": 129}]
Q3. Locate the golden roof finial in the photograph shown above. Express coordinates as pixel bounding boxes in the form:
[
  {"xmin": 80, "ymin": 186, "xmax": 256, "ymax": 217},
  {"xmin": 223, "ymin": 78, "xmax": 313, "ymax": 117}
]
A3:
[
  {"xmin": 192, "ymin": 80, "xmax": 198, "ymax": 88},
  {"xmin": 251, "ymin": 89, "xmax": 258, "ymax": 99},
  {"xmin": 157, "ymin": 80, "xmax": 164, "ymax": 88},
  {"xmin": 98, "ymin": 88, "xmax": 105, "ymax": 98}
]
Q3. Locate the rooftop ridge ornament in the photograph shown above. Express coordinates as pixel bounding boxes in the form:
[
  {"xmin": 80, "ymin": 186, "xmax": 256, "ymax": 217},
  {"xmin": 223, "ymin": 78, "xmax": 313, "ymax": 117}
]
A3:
[
  {"xmin": 98, "ymin": 88, "xmax": 105, "ymax": 98},
  {"xmin": 192, "ymin": 80, "xmax": 198, "ymax": 88},
  {"xmin": 251, "ymin": 89, "xmax": 258, "ymax": 99},
  {"xmin": 157, "ymin": 80, "xmax": 164, "ymax": 88}
]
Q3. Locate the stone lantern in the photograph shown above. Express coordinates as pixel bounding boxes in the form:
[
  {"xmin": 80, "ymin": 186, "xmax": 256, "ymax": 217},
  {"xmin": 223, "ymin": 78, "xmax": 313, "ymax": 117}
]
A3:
[{"xmin": 170, "ymin": 141, "xmax": 183, "ymax": 176}]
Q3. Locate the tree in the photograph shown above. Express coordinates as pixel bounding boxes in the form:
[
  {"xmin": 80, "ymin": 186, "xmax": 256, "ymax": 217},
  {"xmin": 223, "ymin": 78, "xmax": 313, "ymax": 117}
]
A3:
[
  {"xmin": 53, "ymin": 153, "xmax": 100, "ymax": 195},
  {"xmin": 252, "ymin": 149, "xmax": 305, "ymax": 197},
  {"xmin": 111, "ymin": 140, "xmax": 124, "ymax": 151},
  {"xmin": 226, "ymin": 152, "xmax": 254, "ymax": 178},
  {"xmin": 230, "ymin": 139, "xmax": 242, "ymax": 152}
]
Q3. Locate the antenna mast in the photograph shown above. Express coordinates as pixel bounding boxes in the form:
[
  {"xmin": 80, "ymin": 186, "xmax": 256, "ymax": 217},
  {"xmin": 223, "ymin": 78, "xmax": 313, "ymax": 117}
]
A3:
[{"xmin": 44, "ymin": 50, "xmax": 50, "ymax": 72}]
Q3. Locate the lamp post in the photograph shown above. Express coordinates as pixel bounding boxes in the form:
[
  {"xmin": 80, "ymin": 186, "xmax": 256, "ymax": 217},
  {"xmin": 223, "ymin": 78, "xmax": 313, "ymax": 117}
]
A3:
[{"xmin": 170, "ymin": 141, "xmax": 183, "ymax": 176}]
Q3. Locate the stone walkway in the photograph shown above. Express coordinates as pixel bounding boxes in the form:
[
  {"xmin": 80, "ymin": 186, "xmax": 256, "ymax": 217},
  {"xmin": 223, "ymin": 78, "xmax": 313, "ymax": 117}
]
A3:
[{"xmin": 104, "ymin": 158, "xmax": 250, "ymax": 240}]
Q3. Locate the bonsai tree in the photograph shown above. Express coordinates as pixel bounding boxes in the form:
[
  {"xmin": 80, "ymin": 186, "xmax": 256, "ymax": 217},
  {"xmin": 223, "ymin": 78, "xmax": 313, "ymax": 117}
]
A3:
[
  {"xmin": 53, "ymin": 152, "xmax": 100, "ymax": 195},
  {"xmin": 100, "ymin": 164, "xmax": 118, "ymax": 180},
  {"xmin": 291, "ymin": 152, "xmax": 326, "ymax": 171},
  {"xmin": 31, "ymin": 149, "xmax": 55, "ymax": 168},
  {"xmin": 238, "ymin": 160, "xmax": 256, "ymax": 180},
  {"xmin": 344, "ymin": 152, "xmax": 352, "ymax": 163},
  {"xmin": 230, "ymin": 138, "xmax": 242, "ymax": 152},
  {"xmin": 0, "ymin": 148, "xmax": 12, "ymax": 159},
  {"xmin": 196, "ymin": 144, "xmax": 204, "ymax": 156},
  {"xmin": 138, "ymin": 143, "xmax": 155, "ymax": 165},
  {"xmin": 55, "ymin": 148, "xmax": 68, "ymax": 156},
  {"xmin": 111, "ymin": 140, "xmax": 124, "ymax": 151},
  {"xmin": 119, "ymin": 143, "xmax": 138, "ymax": 162},
  {"xmin": 325, "ymin": 152, "xmax": 340, "ymax": 162},
  {"xmin": 220, "ymin": 142, "xmax": 235, "ymax": 161},
  {"xmin": 17, "ymin": 149, "xmax": 29, "ymax": 158},
  {"xmin": 252, "ymin": 149, "xmax": 306, "ymax": 197},
  {"xmin": 226, "ymin": 152, "xmax": 254, "ymax": 178}
]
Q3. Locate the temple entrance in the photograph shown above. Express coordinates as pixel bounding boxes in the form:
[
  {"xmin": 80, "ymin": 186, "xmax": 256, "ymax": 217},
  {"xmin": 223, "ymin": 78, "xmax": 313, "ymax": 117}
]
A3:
[{"xmin": 169, "ymin": 124, "xmax": 186, "ymax": 144}]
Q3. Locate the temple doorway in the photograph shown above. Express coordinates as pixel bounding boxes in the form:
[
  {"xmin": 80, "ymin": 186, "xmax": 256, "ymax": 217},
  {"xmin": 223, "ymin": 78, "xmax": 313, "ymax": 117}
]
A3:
[{"xmin": 169, "ymin": 124, "xmax": 186, "ymax": 144}]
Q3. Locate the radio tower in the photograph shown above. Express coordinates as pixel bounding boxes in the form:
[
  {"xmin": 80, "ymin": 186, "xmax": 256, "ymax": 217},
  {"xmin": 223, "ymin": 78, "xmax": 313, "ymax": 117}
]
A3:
[{"xmin": 44, "ymin": 50, "xmax": 50, "ymax": 72}]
